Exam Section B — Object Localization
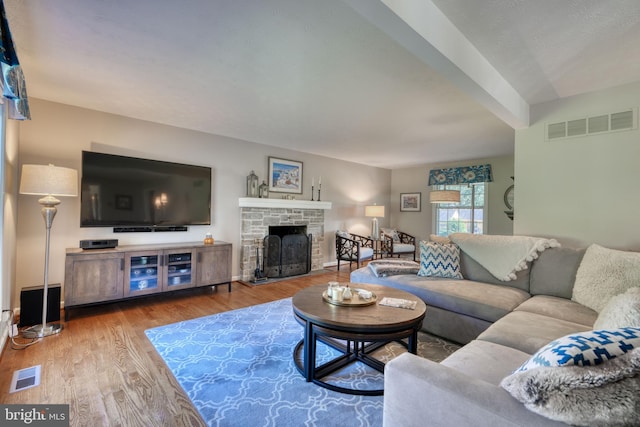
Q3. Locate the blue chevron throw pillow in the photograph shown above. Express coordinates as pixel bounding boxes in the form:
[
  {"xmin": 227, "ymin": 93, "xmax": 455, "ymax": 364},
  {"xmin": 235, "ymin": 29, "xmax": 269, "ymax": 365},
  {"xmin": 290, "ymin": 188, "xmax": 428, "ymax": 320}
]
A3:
[
  {"xmin": 417, "ymin": 241, "xmax": 463, "ymax": 279},
  {"xmin": 517, "ymin": 327, "xmax": 640, "ymax": 372}
]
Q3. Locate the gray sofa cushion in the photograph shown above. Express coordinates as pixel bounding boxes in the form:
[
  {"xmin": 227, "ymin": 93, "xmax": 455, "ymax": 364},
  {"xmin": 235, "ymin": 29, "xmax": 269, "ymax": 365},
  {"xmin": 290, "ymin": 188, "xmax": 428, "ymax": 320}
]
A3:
[
  {"xmin": 477, "ymin": 311, "xmax": 593, "ymax": 354},
  {"xmin": 384, "ymin": 353, "xmax": 566, "ymax": 427},
  {"xmin": 529, "ymin": 247, "xmax": 585, "ymax": 298},
  {"xmin": 441, "ymin": 340, "xmax": 530, "ymax": 386},
  {"xmin": 460, "ymin": 251, "xmax": 531, "ymax": 291},
  {"xmin": 515, "ymin": 295, "xmax": 597, "ymax": 326},
  {"xmin": 350, "ymin": 266, "xmax": 530, "ymax": 323},
  {"xmin": 421, "ymin": 305, "xmax": 493, "ymax": 344}
]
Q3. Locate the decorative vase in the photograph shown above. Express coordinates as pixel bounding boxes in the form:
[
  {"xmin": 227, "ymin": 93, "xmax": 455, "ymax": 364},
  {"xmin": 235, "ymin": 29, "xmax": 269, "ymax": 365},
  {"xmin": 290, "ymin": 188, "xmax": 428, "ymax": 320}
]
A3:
[
  {"xmin": 204, "ymin": 232, "xmax": 214, "ymax": 245},
  {"xmin": 259, "ymin": 180, "xmax": 269, "ymax": 198}
]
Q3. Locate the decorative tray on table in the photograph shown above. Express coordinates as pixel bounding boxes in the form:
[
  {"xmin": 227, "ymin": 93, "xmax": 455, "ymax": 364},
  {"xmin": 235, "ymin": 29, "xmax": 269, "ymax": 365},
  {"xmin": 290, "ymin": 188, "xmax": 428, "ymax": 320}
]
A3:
[{"xmin": 322, "ymin": 288, "xmax": 377, "ymax": 307}]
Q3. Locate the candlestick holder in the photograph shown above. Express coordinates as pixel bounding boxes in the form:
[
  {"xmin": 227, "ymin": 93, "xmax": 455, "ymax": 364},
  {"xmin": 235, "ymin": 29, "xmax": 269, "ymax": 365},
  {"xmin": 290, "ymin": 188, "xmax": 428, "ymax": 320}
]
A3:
[
  {"xmin": 317, "ymin": 185, "xmax": 321, "ymax": 202},
  {"xmin": 311, "ymin": 185, "xmax": 315, "ymax": 201}
]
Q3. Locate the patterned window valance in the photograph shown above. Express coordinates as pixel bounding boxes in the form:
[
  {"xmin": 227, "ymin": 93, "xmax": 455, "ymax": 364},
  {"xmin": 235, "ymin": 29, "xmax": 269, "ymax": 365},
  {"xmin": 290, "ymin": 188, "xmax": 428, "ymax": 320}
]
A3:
[
  {"xmin": 428, "ymin": 164, "xmax": 493, "ymax": 186},
  {"xmin": 0, "ymin": 0, "xmax": 30, "ymax": 120}
]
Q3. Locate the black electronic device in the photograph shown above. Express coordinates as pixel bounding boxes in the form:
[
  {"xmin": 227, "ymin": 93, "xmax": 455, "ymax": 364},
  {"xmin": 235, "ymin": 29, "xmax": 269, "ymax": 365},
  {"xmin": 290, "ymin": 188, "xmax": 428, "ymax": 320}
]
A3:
[
  {"xmin": 80, "ymin": 151, "xmax": 212, "ymax": 229},
  {"xmin": 80, "ymin": 239, "xmax": 119, "ymax": 250},
  {"xmin": 19, "ymin": 284, "xmax": 61, "ymax": 327}
]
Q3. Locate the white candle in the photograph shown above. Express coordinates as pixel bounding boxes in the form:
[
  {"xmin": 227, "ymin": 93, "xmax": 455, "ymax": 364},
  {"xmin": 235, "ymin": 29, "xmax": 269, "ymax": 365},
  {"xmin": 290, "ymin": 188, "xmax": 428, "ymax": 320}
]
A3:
[
  {"xmin": 312, "ymin": 177, "xmax": 315, "ymax": 187},
  {"xmin": 319, "ymin": 176, "xmax": 322, "ymax": 185}
]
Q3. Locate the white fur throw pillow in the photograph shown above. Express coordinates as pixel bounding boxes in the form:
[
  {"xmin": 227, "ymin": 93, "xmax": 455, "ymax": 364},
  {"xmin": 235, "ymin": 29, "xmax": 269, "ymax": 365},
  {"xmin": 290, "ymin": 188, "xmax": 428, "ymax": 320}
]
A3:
[
  {"xmin": 501, "ymin": 348, "xmax": 640, "ymax": 426},
  {"xmin": 594, "ymin": 287, "xmax": 640, "ymax": 329},
  {"xmin": 572, "ymin": 244, "xmax": 640, "ymax": 312}
]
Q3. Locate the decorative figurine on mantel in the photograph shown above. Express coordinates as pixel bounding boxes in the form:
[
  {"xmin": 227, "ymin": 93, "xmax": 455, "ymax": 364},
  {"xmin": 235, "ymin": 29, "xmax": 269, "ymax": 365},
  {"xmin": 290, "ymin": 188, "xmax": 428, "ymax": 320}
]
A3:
[{"xmin": 246, "ymin": 170, "xmax": 259, "ymax": 197}]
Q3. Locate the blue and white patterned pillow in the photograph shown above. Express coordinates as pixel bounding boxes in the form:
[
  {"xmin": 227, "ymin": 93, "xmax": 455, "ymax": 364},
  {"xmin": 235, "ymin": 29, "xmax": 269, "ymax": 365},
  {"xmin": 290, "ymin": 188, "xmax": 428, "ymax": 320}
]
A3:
[
  {"xmin": 417, "ymin": 241, "xmax": 463, "ymax": 279},
  {"xmin": 517, "ymin": 327, "xmax": 640, "ymax": 372}
]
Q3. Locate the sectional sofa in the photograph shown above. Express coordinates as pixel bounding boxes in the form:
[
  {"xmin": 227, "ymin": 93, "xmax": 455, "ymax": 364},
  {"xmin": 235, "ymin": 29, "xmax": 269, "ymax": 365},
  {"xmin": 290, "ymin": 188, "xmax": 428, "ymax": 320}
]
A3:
[{"xmin": 350, "ymin": 234, "xmax": 640, "ymax": 426}]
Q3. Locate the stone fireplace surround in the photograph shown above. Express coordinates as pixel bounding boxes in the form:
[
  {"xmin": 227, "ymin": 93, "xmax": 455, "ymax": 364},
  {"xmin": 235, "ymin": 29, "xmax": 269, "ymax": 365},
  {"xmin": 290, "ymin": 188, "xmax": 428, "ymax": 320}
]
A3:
[{"xmin": 239, "ymin": 198, "xmax": 332, "ymax": 282}]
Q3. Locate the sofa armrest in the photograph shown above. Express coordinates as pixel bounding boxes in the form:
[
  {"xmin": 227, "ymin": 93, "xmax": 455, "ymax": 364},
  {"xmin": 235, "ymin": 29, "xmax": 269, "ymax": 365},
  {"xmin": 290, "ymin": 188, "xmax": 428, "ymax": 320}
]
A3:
[{"xmin": 383, "ymin": 353, "xmax": 564, "ymax": 427}]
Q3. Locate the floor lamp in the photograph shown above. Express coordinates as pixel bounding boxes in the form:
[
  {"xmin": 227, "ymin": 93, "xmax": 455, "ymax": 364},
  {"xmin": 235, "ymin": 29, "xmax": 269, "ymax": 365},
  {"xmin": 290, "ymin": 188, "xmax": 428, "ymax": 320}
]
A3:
[
  {"xmin": 365, "ymin": 205, "xmax": 385, "ymax": 240},
  {"xmin": 19, "ymin": 164, "xmax": 78, "ymax": 338}
]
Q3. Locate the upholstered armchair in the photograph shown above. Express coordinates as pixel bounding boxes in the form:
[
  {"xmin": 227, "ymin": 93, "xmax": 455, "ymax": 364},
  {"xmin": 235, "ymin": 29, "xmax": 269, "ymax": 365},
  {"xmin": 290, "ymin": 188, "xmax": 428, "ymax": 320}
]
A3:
[
  {"xmin": 335, "ymin": 231, "xmax": 374, "ymax": 270},
  {"xmin": 380, "ymin": 229, "xmax": 416, "ymax": 261}
]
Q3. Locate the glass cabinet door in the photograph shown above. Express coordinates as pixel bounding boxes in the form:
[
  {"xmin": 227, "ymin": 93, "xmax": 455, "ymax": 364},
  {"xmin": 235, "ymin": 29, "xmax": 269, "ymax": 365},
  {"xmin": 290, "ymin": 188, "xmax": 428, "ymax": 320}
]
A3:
[
  {"xmin": 164, "ymin": 249, "xmax": 196, "ymax": 290},
  {"xmin": 126, "ymin": 252, "xmax": 161, "ymax": 296}
]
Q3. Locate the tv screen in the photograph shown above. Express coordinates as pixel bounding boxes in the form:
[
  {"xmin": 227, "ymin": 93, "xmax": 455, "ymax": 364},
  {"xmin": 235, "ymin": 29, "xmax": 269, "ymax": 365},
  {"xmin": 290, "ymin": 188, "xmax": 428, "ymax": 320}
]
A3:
[{"xmin": 80, "ymin": 151, "xmax": 211, "ymax": 228}]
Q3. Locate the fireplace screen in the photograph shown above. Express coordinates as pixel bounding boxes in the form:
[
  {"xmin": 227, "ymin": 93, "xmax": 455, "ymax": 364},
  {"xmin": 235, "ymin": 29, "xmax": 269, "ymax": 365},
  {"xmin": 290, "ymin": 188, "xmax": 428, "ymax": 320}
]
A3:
[{"xmin": 263, "ymin": 226, "xmax": 311, "ymax": 278}]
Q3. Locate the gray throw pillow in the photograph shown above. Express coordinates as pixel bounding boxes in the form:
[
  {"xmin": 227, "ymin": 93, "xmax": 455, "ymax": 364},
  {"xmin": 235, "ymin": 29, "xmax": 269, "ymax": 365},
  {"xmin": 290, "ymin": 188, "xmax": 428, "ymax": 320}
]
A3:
[
  {"xmin": 501, "ymin": 348, "xmax": 640, "ymax": 426},
  {"xmin": 594, "ymin": 286, "xmax": 640, "ymax": 329}
]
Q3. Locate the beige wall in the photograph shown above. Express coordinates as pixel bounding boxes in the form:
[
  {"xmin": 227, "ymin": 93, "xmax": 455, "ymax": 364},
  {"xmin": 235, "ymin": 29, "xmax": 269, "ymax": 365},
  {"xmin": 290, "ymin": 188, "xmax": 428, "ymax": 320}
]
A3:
[
  {"xmin": 390, "ymin": 155, "xmax": 515, "ymax": 241},
  {"xmin": 514, "ymin": 81, "xmax": 640, "ymax": 250},
  {"xmin": 14, "ymin": 98, "xmax": 390, "ymax": 308}
]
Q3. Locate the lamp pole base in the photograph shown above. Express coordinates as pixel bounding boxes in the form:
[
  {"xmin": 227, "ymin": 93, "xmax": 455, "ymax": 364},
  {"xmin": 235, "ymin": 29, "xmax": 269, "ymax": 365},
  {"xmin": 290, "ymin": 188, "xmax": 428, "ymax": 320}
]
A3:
[{"xmin": 22, "ymin": 322, "xmax": 63, "ymax": 339}]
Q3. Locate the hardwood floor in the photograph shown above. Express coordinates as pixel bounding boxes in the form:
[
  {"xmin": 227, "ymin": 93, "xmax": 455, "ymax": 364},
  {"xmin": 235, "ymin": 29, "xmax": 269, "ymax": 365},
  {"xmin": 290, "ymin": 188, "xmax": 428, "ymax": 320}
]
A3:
[{"xmin": 0, "ymin": 268, "xmax": 351, "ymax": 427}]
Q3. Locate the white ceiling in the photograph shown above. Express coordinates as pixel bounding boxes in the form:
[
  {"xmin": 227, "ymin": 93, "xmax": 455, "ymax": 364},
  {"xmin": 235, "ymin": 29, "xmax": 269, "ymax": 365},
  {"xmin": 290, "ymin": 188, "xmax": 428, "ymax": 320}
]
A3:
[{"xmin": 6, "ymin": 0, "xmax": 640, "ymax": 169}]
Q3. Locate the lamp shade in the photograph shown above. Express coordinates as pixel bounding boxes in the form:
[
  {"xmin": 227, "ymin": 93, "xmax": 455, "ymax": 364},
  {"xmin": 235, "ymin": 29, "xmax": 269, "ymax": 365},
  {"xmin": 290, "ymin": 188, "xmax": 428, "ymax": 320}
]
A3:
[
  {"xmin": 365, "ymin": 205, "xmax": 385, "ymax": 218},
  {"xmin": 19, "ymin": 164, "xmax": 78, "ymax": 197},
  {"xmin": 429, "ymin": 190, "xmax": 460, "ymax": 203}
]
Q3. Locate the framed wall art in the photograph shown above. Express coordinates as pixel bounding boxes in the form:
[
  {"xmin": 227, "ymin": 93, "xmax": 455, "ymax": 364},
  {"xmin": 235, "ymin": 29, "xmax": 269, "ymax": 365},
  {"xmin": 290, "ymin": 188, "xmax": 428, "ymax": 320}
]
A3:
[
  {"xmin": 400, "ymin": 192, "xmax": 421, "ymax": 212},
  {"xmin": 115, "ymin": 194, "xmax": 133, "ymax": 210},
  {"xmin": 268, "ymin": 157, "xmax": 303, "ymax": 194}
]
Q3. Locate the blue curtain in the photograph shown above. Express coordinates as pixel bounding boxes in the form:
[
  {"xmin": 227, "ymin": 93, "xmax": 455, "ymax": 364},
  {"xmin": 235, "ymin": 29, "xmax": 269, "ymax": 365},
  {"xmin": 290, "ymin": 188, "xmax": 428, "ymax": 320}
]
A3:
[
  {"xmin": 428, "ymin": 164, "xmax": 492, "ymax": 186},
  {"xmin": 0, "ymin": 0, "xmax": 30, "ymax": 120}
]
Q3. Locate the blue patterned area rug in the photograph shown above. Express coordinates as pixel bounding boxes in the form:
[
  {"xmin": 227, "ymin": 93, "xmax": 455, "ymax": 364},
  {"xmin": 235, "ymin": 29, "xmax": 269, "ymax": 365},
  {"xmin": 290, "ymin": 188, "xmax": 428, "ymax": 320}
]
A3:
[{"xmin": 145, "ymin": 298, "xmax": 459, "ymax": 427}]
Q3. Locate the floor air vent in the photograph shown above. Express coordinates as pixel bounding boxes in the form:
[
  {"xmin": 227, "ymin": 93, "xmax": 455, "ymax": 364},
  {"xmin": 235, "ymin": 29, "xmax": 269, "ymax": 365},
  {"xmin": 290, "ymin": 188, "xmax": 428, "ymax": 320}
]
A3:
[
  {"xmin": 546, "ymin": 108, "xmax": 637, "ymax": 140},
  {"xmin": 9, "ymin": 365, "xmax": 41, "ymax": 393}
]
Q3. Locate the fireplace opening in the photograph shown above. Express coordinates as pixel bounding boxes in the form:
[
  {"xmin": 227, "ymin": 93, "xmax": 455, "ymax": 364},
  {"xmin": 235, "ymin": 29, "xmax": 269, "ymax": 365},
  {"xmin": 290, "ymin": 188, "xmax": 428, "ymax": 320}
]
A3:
[{"xmin": 263, "ymin": 226, "xmax": 311, "ymax": 278}]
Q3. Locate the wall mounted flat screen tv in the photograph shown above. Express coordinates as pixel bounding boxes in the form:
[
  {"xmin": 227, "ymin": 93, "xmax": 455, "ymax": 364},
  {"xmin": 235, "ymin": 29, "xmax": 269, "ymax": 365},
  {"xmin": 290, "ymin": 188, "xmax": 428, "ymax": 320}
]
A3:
[{"xmin": 80, "ymin": 151, "xmax": 211, "ymax": 228}]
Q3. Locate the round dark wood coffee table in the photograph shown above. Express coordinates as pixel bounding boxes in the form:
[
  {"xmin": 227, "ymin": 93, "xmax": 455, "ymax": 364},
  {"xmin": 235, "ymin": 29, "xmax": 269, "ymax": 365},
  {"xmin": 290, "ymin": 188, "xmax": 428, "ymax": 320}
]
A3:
[{"xmin": 292, "ymin": 283, "xmax": 426, "ymax": 396}]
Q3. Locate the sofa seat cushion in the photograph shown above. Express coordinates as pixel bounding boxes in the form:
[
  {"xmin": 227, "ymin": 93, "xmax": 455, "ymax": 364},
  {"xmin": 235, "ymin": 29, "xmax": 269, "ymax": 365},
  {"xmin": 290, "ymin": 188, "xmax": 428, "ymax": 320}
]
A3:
[
  {"xmin": 350, "ymin": 266, "xmax": 530, "ymax": 323},
  {"xmin": 441, "ymin": 340, "xmax": 530, "ymax": 386},
  {"xmin": 514, "ymin": 295, "xmax": 597, "ymax": 327},
  {"xmin": 478, "ymin": 311, "xmax": 592, "ymax": 355}
]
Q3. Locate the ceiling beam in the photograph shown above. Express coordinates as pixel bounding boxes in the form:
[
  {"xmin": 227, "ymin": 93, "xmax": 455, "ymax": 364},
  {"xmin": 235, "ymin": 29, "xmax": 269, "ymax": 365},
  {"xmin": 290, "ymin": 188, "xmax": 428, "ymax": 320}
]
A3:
[{"xmin": 343, "ymin": 0, "xmax": 530, "ymax": 129}]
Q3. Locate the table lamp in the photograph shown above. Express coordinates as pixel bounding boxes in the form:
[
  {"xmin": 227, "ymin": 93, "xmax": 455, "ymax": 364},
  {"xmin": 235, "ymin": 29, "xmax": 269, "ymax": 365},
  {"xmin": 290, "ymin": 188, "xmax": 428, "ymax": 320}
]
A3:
[
  {"xmin": 365, "ymin": 205, "xmax": 385, "ymax": 239},
  {"xmin": 19, "ymin": 164, "xmax": 78, "ymax": 338}
]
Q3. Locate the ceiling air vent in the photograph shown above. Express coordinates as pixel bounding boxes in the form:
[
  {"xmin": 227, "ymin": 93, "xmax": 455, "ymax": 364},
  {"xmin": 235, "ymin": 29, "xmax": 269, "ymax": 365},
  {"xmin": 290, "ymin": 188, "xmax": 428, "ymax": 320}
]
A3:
[
  {"xmin": 588, "ymin": 115, "xmax": 609, "ymax": 133},
  {"xmin": 567, "ymin": 119, "xmax": 586, "ymax": 137},
  {"xmin": 547, "ymin": 122, "xmax": 566, "ymax": 140},
  {"xmin": 546, "ymin": 108, "xmax": 637, "ymax": 141},
  {"xmin": 611, "ymin": 110, "xmax": 634, "ymax": 131}
]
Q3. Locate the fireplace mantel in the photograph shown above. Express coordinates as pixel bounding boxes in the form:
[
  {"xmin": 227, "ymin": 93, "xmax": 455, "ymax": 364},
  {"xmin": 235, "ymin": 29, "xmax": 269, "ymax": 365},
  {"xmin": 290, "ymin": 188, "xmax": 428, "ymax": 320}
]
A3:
[{"xmin": 238, "ymin": 197, "xmax": 332, "ymax": 210}]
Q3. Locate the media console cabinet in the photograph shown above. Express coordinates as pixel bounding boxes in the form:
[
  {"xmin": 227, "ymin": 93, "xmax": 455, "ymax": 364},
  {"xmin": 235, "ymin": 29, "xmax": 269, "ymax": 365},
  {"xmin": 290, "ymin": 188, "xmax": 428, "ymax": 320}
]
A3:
[{"xmin": 64, "ymin": 241, "xmax": 232, "ymax": 319}]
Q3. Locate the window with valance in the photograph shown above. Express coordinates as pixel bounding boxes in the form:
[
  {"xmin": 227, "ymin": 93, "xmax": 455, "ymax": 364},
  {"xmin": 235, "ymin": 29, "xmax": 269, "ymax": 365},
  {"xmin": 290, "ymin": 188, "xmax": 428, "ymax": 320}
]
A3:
[
  {"xmin": 429, "ymin": 164, "xmax": 492, "ymax": 236},
  {"xmin": 428, "ymin": 164, "xmax": 493, "ymax": 186}
]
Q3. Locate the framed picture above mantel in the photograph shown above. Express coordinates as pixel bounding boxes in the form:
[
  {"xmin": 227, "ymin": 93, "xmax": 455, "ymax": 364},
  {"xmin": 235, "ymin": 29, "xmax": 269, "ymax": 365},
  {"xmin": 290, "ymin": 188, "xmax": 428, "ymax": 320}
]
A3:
[
  {"xmin": 268, "ymin": 157, "xmax": 303, "ymax": 194},
  {"xmin": 400, "ymin": 192, "xmax": 421, "ymax": 212}
]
